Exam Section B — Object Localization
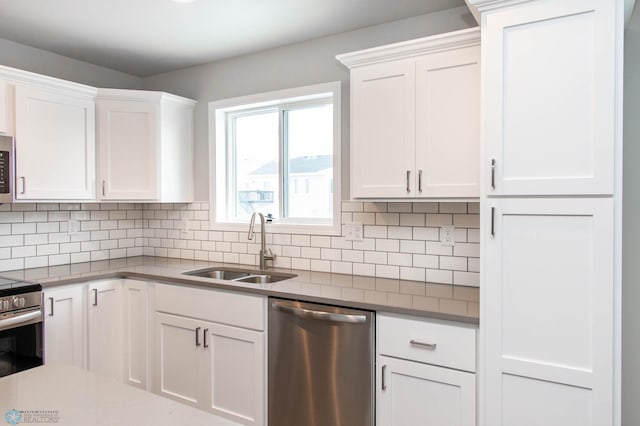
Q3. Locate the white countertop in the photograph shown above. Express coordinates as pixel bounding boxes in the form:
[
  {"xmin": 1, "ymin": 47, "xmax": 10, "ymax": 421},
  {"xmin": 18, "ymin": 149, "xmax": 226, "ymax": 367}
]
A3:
[{"xmin": 0, "ymin": 365, "xmax": 240, "ymax": 426}]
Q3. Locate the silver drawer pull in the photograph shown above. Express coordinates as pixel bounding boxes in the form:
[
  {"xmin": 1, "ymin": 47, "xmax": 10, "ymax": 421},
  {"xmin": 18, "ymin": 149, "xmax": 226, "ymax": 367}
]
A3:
[{"xmin": 410, "ymin": 339, "xmax": 437, "ymax": 350}]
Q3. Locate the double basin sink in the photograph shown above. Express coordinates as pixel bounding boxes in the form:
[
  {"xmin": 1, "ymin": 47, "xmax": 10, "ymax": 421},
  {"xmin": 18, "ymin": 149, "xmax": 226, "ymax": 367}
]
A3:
[{"xmin": 183, "ymin": 266, "xmax": 297, "ymax": 284}]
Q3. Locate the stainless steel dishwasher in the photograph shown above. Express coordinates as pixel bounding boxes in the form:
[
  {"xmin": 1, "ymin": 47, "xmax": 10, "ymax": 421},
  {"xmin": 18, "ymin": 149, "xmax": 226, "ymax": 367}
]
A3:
[{"xmin": 268, "ymin": 297, "xmax": 374, "ymax": 426}]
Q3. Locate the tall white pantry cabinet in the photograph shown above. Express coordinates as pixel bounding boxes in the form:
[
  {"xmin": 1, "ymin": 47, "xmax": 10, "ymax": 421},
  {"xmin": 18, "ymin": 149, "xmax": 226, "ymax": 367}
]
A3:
[{"xmin": 465, "ymin": 0, "xmax": 623, "ymax": 425}]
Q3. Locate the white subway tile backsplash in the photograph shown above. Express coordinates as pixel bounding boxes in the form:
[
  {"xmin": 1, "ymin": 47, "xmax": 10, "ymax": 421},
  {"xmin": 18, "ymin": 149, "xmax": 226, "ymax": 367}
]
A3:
[
  {"xmin": 439, "ymin": 202, "xmax": 467, "ymax": 214},
  {"xmin": 387, "ymin": 226, "xmax": 412, "ymax": 240},
  {"xmin": 412, "ymin": 227, "xmax": 439, "ymax": 241},
  {"xmin": 363, "ymin": 202, "xmax": 387, "ymax": 213},
  {"xmin": 12, "ymin": 245, "xmax": 35, "ymax": 258},
  {"xmin": 400, "ymin": 213, "xmax": 425, "ymax": 227},
  {"xmin": 12, "ymin": 223, "xmax": 36, "ymax": 234},
  {"xmin": 0, "ymin": 235, "xmax": 23, "ymax": 247},
  {"xmin": 425, "ymin": 214, "xmax": 453, "ymax": 227},
  {"xmin": 342, "ymin": 250, "xmax": 364, "ymax": 263},
  {"xmin": 364, "ymin": 226, "xmax": 387, "ymax": 239},
  {"xmin": 387, "ymin": 252, "xmax": 412, "ymax": 267},
  {"xmin": 364, "ymin": 251, "xmax": 387, "ymax": 264},
  {"xmin": 387, "ymin": 203, "xmax": 412, "ymax": 213},
  {"xmin": 412, "ymin": 202, "xmax": 439, "ymax": 213},
  {"xmin": 352, "ymin": 212, "xmax": 375, "ymax": 225},
  {"xmin": 375, "ymin": 239, "xmax": 399, "ymax": 252},
  {"xmin": 320, "ymin": 248, "xmax": 341, "ymax": 261},
  {"xmin": 400, "ymin": 240, "xmax": 426, "ymax": 254},
  {"xmin": 0, "ymin": 201, "xmax": 480, "ymax": 286}
]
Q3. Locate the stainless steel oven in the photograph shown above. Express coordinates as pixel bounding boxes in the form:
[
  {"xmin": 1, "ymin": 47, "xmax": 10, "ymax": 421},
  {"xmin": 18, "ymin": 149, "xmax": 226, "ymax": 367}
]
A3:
[{"xmin": 0, "ymin": 278, "xmax": 43, "ymax": 377}]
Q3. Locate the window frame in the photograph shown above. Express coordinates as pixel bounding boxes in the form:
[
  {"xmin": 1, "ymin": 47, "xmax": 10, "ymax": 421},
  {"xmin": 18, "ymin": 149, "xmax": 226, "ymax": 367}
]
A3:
[{"xmin": 208, "ymin": 81, "xmax": 342, "ymax": 235}]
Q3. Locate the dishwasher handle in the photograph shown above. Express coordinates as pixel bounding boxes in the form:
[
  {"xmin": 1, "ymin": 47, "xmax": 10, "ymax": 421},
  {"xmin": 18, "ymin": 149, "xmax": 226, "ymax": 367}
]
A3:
[{"xmin": 271, "ymin": 301, "xmax": 367, "ymax": 324}]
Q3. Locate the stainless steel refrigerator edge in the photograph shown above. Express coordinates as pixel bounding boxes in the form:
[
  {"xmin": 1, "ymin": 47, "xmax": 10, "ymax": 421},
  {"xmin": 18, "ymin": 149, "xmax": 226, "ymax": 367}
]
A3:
[{"xmin": 268, "ymin": 298, "xmax": 374, "ymax": 426}]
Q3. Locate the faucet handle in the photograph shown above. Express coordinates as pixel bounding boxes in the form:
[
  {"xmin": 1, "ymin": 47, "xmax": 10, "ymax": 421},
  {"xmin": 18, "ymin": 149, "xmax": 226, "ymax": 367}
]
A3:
[{"xmin": 264, "ymin": 248, "xmax": 275, "ymax": 261}]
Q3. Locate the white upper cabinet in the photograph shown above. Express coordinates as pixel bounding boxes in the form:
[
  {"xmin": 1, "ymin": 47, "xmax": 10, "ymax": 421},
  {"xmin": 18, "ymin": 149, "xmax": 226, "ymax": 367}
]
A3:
[
  {"xmin": 349, "ymin": 60, "xmax": 416, "ymax": 198},
  {"xmin": 97, "ymin": 89, "xmax": 196, "ymax": 202},
  {"xmin": 338, "ymin": 28, "xmax": 480, "ymax": 199},
  {"xmin": 14, "ymin": 85, "xmax": 96, "ymax": 200},
  {"xmin": 0, "ymin": 80, "xmax": 8, "ymax": 135},
  {"xmin": 481, "ymin": 0, "xmax": 616, "ymax": 195}
]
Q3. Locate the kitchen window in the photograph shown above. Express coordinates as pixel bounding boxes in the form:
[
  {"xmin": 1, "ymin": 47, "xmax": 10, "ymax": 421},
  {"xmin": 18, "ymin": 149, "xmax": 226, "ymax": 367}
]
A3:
[{"xmin": 209, "ymin": 82, "xmax": 341, "ymax": 234}]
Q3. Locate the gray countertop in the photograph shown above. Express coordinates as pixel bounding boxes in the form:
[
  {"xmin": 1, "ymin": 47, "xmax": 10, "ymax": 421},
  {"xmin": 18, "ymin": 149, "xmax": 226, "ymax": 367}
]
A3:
[{"xmin": 2, "ymin": 256, "xmax": 479, "ymax": 324}]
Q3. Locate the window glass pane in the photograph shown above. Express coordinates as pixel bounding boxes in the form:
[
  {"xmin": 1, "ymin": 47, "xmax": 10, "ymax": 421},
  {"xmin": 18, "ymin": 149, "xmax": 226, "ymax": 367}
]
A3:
[
  {"xmin": 284, "ymin": 104, "xmax": 333, "ymax": 219},
  {"xmin": 232, "ymin": 111, "xmax": 279, "ymax": 221}
]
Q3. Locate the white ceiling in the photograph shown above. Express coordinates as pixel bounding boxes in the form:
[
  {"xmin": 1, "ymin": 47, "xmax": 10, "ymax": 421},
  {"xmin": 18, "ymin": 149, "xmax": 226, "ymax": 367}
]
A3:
[{"xmin": 0, "ymin": 0, "xmax": 464, "ymax": 77}]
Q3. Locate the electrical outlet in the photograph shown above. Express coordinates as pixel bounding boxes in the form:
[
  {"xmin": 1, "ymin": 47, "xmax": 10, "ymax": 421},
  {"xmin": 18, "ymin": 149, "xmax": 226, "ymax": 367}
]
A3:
[
  {"xmin": 344, "ymin": 222, "xmax": 364, "ymax": 242},
  {"xmin": 67, "ymin": 220, "xmax": 80, "ymax": 236},
  {"xmin": 440, "ymin": 225, "xmax": 455, "ymax": 246}
]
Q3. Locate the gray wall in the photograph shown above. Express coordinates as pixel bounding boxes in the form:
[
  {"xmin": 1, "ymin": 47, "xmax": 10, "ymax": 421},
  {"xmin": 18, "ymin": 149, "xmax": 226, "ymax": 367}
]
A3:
[
  {"xmin": 623, "ymin": 25, "xmax": 640, "ymax": 426},
  {"xmin": 142, "ymin": 6, "xmax": 476, "ymax": 201},
  {"xmin": 0, "ymin": 37, "xmax": 142, "ymax": 89}
]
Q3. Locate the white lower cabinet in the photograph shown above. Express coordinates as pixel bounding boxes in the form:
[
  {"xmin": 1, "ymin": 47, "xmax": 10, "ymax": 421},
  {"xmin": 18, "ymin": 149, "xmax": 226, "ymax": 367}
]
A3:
[
  {"xmin": 377, "ymin": 313, "xmax": 477, "ymax": 426},
  {"xmin": 153, "ymin": 283, "xmax": 266, "ymax": 426},
  {"xmin": 87, "ymin": 280, "xmax": 123, "ymax": 380},
  {"xmin": 378, "ymin": 355, "xmax": 475, "ymax": 426},
  {"xmin": 43, "ymin": 285, "xmax": 86, "ymax": 368},
  {"xmin": 123, "ymin": 279, "xmax": 151, "ymax": 390},
  {"xmin": 204, "ymin": 323, "xmax": 264, "ymax": 424}
]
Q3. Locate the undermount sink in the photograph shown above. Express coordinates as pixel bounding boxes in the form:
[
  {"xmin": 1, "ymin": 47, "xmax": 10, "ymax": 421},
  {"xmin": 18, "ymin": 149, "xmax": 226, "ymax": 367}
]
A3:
[{"xmin": 182, "ymin": 267, "xmax": 297, "ymax": 284}]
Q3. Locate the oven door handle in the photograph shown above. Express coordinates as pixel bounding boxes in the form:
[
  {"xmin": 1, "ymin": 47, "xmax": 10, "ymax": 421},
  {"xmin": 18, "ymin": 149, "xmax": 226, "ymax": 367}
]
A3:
[{"xmin": 0, "ymin": 309, "xmax": 42, "ymax": 332}]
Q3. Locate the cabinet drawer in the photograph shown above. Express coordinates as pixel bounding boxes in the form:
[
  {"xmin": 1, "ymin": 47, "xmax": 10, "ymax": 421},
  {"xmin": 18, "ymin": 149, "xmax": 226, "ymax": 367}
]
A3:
[
  {"xmin": 155, "ymin": 283, "xmax": 265, "ymax": 331},
  {"xmin": 378, "ymin": 313, "xmax": 476, "ymax": 372}
]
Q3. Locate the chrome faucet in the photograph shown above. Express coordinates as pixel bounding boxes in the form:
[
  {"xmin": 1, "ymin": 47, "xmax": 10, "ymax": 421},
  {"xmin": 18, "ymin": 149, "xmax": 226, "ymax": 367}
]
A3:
[{"xmin": 247, "ymin": 212, "xmax": 275, "ymax": 270}]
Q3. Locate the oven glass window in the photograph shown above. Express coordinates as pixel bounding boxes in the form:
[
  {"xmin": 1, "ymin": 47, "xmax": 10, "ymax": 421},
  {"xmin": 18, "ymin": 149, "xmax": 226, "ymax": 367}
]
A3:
[{"xmin": 0, "ymin": 322, "xmax": 43, "ymax": 377}]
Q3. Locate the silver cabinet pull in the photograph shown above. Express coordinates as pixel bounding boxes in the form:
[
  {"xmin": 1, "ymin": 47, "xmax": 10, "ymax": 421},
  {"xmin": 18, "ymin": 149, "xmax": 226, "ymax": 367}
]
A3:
[
  {"xmin": 101, "ymin": 180, "xmax": 106, "ymax": 196},
  {"xmin": 418, "ymin": 169, "xmax": 423, "ymax": 193},
  {"xmin": 406, "ymin": 170, "xmax": 411, "ymax": 193},
  {"xmin": 92, "ymin": 289, "xmax": 98, "ymax": 306},
  {"xmin": 271, "ymin": 302, "xmax": 367, "ymax": 324},
  {"xmin": 195, "ymin": 327, "xmax": 201, "ymax": 347},
  {"xmin": 381, "ymin": 364, "xmax": 387, "ymax": 390},
  {"xmin": 20, "ymin": 176, "xmax": 25, "ymax": 194},
  {"xmin": 490, "ymin": 159, "xmax": 496, "ymax": 190},
  {"xmin": 491, "ymin": 207, "xmax": 495, "ymax": 237},
  {"xmin": 49, "ymin": 297, "xmax": 54, "ymax": 316},
  {"xmin": 203, "ymin": 328, "xmax": 209, "ymax": 348},
  {"xmin": 410, "ymin": 339, "xmax": 437, "ymax": 350}
]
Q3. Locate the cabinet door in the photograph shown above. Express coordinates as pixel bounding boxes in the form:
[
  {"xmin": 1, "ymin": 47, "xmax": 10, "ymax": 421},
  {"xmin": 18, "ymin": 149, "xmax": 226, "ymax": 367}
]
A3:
[
  {"xmin": 0, "ymin": 80, "xmax": 7, "ymax": 135},
  {"xmin": 203, "ymin": 323, "xmax": 265, "ymax": 425},
  {"xmin": 123, "ymin": 280, "xmax": 149, "ymax": 390},
  {"xmin": 378, "ymin": 355, "xmax": 475, "ymax": 426},
  {"xmin": 484, "ymin": 0, "xmax": 615, "ymax": 195},
  {"xmin": 154, "ymin": 312, "xmax": 205, "ymax": 409},
  {"xmin": 43, "ymin": 286, "xmax": 85, "ymax": 368},
  {"xmin": 97, "ymin": 99, "xmax": 158, "ymax": 200},
  {"xmin": 14, "ymin": 86, "xmax": 95, "ymax": 200},
  {"xmin": 350, "ymin": 60, "xmax": 415, "ymax": 198},
  {"xmin": 415, "ymin": 46, "xmax": 480, "ymax": 198},
  {"xmin": 87, "ymin": 280, "xmax": 122, "ymax": 380},
  {"xmin": 484, "ymin": 198, "xmax": 613, "ymax": 425}
]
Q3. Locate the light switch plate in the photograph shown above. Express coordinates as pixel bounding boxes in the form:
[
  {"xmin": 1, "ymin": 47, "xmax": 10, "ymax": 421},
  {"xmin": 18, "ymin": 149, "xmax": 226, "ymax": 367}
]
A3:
[
  {"xmin": 344, "ymin": 222, "xmax": 364, "ymax": 242},
  {"xmin": 440, "ymin": 225, "xmax": 455, "ymax": 246}
]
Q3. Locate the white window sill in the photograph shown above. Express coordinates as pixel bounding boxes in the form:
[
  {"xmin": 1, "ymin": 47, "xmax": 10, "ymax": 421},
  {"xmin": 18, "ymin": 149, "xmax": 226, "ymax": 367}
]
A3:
[{"xmin": 210, "ymin": 221, "xmax": 341, "ymax": 236}]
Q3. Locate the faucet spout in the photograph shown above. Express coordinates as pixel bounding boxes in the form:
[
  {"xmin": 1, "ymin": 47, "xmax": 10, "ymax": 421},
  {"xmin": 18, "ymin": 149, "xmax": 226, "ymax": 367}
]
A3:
[{"xmin": 247, "ymin": 212, "xmax": 275, "ymax": 270}]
